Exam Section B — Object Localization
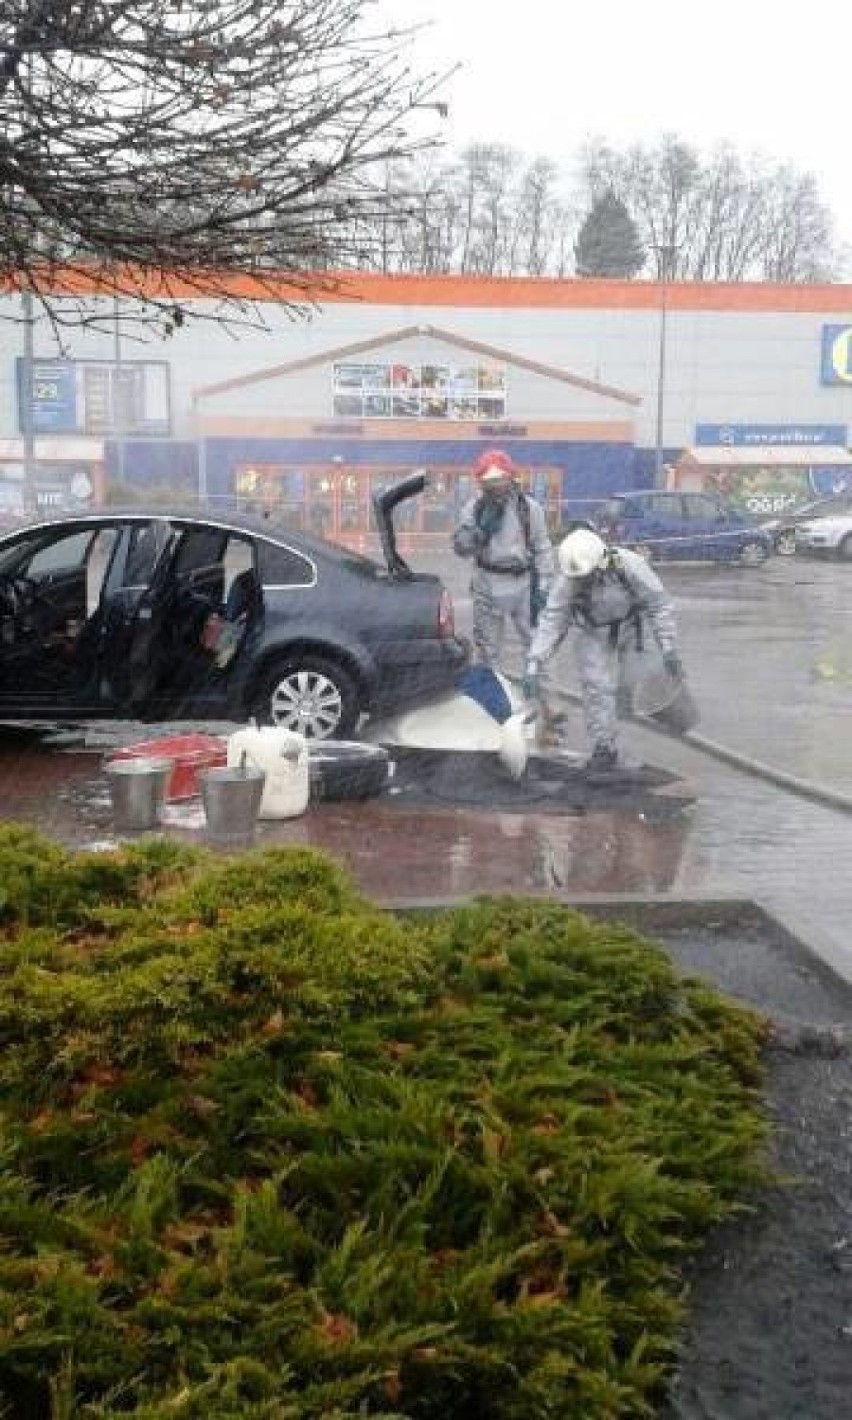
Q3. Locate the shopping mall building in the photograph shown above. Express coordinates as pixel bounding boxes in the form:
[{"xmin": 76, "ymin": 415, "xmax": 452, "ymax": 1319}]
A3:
[{"xmin": 1, "ymin": 271, "xmax": 851, "ymax": 544}]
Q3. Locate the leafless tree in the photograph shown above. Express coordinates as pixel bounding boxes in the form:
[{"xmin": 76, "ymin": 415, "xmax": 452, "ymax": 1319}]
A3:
[
  {"xmin": 579, "ymin": 133, "xmax": 839, "ymax": 281},
  {"xmin": 0, "ymin": 0, "xmax": 446, "ymax": 331},
  {"xmin": 340, "ymin": 130, "xmax": 838, "ymax": 283},
  {"xmin": 353, "ymin": 146, "xmax": 576, "ymax": 278}
]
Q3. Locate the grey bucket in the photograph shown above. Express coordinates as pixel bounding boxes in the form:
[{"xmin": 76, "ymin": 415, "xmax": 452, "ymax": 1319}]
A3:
[
  {"xmin": 105, "ymin": 756, "xmax": 172, "ymax": 832},
  {"xmin": 200, "ymin": 764, "xmax": 266, "ymax": 847},
  {"xmin": 632, "ymin": 668, "xmax": 700, "ymax": 735}
]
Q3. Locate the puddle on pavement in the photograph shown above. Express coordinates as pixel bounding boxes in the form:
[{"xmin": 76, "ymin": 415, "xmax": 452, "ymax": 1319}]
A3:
[{"xmin": 0, "ymin": 730, "xmax": 697, "ymax": 898}]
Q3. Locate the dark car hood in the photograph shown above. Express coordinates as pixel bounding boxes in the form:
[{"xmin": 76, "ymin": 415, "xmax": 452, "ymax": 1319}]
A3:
[{"xmin": 372, "ymin": 472, "xmax": 428, "ymax": 578}]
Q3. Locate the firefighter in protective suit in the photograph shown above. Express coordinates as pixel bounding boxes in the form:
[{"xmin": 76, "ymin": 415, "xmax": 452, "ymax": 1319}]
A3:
[
  {"xmin": 453, "ymin": 450, "xmax": 555, "ymax": 675},
  {"xmin": 523, "ymin": 527, "xmax": 685, "ymax": 770}
]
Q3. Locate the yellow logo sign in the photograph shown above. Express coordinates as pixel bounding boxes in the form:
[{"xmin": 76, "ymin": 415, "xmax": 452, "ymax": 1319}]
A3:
[{"xmin": 828, "ymin": 327, "xmax": 852, "ymax": 384}]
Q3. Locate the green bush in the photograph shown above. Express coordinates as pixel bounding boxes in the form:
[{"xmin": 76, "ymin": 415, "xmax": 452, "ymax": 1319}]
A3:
[{"xmin": 0, "ymin": 828, "xmax": 769, "ymax": 1419}]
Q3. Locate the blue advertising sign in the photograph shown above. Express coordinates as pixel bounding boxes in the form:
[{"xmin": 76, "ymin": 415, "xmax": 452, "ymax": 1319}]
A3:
[
  {"xmin": 821, "ymin": 325, "xmax": 852, "ymax": 385},
  {"xmin": 695, "ymin": 423, "xmax": 847, "ymax": 447},
  {"xmin": 16, "ymin": 358, "xmax": 78, "ymax": 433}
]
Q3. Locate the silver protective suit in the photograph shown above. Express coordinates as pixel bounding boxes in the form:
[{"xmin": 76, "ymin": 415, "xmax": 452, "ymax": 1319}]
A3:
[
  {"xmin": 453, "ymin": 489, "xmax": 555, "ymax": 670},
  {"xmin": 527, "ymin": 547, "xmax": 679, "ymax": 751}
]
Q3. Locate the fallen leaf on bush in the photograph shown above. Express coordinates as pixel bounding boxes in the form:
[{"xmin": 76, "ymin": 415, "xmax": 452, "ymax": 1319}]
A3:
[
  {"xmin": 482, "ymin": 1127, "xmax": 509, "ymax": 1160},
  {"xmin": 128, "ymin": 1134, "xmax": 151, "ymax": 1166},
  {"xmin": 428, "ymin": 1248, "xmax": 460, "ymax": 1268},
  {"xmin": 475, "ymin": 953, "xmax": 510, "ymax": 970},
  {"xmin": 82, "ymin": 1062, "xmax": 125, "ymax": 1088},
  {"xmin": 384, "ymin": 1040, "xmax": 415, "ymax": 1059},
  {"xmin": 261, "ymin": 1010, "xmax": 286, "ymax": 1036},
  {"xmin": 185, "ymin": 1095, "xmax": 219, "ymax": 1119},
  {"xmin": 382, "ymin": 1369, "xmax": 402, "ymax": 1403},
  {"xmin": 89, "ymin": 1254, "xmax": 118, "ymax": 1282},
  {"xmin": 318, "ymin": 1312, "xmax": 358, "ymax": 1345},
  {"xmin": 161, "ymin": 1222, "xmax": 209, "ymax": 1251},
  {"xmin": 520, "ymin": 1288, "xmax": 566, "ymax": 1308}
]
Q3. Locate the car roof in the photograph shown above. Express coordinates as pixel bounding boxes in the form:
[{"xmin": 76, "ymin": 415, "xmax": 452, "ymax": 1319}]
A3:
[{"xmin": 0, "ymin": 506, "xmax": 369, "ymax": 565}]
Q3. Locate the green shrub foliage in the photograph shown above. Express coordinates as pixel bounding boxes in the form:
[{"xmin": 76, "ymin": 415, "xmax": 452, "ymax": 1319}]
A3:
[{"xmin": 0, "ymin": 826, "xmax": 769, "ymax": 1418}]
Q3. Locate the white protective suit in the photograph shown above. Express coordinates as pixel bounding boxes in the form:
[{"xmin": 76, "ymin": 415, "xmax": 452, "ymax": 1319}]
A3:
[
  {"xmin": 453, "ymin": 487, "xmax": 555, "ymax": 671},
  {"xmin": 527, "ymin": 547, "xmax": 679, "ymax": 752}
]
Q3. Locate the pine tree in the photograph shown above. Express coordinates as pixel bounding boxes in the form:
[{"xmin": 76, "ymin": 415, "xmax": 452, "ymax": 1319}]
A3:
[{"xmin": 574, "ymin": 189, "xmax": 646, "ymax": 277}]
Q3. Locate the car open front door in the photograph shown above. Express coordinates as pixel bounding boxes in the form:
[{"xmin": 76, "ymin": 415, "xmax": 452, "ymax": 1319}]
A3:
[{"xmin": 0, "ymin": 523, "xmax": 122, "ymax": 714}]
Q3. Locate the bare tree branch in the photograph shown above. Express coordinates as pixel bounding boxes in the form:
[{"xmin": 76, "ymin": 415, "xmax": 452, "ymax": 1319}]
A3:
[{"xmin": 0, "ymin": 0, "xmax": 447, "ymax": 331}]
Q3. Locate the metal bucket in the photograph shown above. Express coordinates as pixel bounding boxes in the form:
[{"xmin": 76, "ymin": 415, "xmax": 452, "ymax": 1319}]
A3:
[
  {"xmin": 104, "ymin": 756, "xmax": 173, "ymax": 832},
  {"xmin": 199, "ymin": 764, "xmax": 266, "ymax": 847},
  {"xmin": 632, "ymin": 669, "xmax": 700, "ymax": 735}
]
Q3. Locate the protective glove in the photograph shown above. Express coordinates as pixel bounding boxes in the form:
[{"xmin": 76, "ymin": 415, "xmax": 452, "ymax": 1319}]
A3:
[
  {"xmin": 530, "ymin": 583, "xmax": 549, "ymax": 621},
  {"xmin": 521, "ymin": 669, "xmax": 541, "ymax": 702},
  {"xmin": 475, "ymin": 498, "xmax": 505, "ymax": 537},
  {"xmin": 663, "ymin": 650, "xmax": 684, "ymax": 680}
]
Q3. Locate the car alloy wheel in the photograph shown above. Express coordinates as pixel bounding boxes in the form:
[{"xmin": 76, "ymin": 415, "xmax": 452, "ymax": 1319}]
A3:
[
  {"xmin": 738, "ymin": 539, "xmax": 769, "ymax": 567},
  {"xmin": 774, "ymin": 530, "xmax": 797, "ymax": 556},
  {"xmin": 839, "ymin": 535, "xmax": 852, "ymax": 562},
  {"xmin": 252, "ymin": 655, "xmax": 360, "ymax": 739}
]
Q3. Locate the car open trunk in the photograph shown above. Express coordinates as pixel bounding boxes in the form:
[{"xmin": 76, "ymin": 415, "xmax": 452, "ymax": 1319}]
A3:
[{"xmin": 372, "ymin": 472, "xmax": 435, "ymax": 579}]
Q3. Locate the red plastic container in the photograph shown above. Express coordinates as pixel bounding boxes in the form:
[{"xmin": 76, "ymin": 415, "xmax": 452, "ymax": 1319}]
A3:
[{"xmin": 111, "ymin": 734, "xmax": 228, "ymax": 801}]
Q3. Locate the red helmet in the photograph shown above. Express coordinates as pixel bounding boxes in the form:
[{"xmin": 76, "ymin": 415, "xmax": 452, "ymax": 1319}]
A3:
[{"xmin": 473, "ymin": 449, "xmax": 516, "ymax": 482}]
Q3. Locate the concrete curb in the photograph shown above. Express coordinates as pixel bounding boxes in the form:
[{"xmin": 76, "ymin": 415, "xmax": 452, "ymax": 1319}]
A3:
[
  {"xmin": 554, "ymin": 688, "xmax": 852, "ymax": 817},
  {"xmin": 381, "ymin": 892, "xmax": 852, "ymax": 989}
]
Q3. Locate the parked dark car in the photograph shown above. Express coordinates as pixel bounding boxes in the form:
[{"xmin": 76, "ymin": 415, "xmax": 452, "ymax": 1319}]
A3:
[
  {"xmin": 0, "ymin": 474, "xmax": 467, "ymax": 737},
  {"xmin": 759, "ymin": 490, "xmax": 852, "ymax": 555},
  {"xmin": 595, "ymin": 491, "xmax": 773, "ymax": 565}
]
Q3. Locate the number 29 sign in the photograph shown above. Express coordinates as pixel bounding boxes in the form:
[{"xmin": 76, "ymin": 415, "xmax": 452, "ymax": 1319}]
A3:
[{"xmin": 16, "ymin": 358, "xmax": 78, "ymax": 433}]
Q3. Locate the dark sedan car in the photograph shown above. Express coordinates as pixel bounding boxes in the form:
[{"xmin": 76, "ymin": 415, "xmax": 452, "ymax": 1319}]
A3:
[{"xmin": 0, "ymin": 475, "xmax": 467, "ymax": 737}]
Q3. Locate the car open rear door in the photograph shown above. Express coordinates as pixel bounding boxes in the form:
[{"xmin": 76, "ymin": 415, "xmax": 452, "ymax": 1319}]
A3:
[{"xmin": 99, "ymin": 520, "xmax": 181, "ymax": 711}]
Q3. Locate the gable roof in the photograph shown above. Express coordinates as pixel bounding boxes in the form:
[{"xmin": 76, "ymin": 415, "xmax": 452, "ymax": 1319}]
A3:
[{"xmin": 191, "ymin": 322, "xmax": 642, "ymax": 408}]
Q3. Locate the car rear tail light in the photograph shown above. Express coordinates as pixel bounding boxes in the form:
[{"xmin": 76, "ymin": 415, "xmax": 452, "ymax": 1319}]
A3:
[{"xmin": 438, "ymin": 588, "xmax": 454, "ymax": 638}]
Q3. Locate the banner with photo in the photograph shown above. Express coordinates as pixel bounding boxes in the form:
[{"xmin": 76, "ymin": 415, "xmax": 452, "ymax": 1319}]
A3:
[{"xmin": 332, "ymin": 361, "xmax": 507, "ymax": 420}]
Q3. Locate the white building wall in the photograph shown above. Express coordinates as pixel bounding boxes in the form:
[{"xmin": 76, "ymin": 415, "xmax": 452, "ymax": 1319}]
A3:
[{"xmin": 2, "ymin": 289, "xmax": 852, "ymax": 445}]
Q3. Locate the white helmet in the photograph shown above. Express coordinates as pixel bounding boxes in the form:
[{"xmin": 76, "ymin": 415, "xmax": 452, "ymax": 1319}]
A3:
[{"xmin": 558, "ymin": 528, "xmax": 608, "ymax": 577}]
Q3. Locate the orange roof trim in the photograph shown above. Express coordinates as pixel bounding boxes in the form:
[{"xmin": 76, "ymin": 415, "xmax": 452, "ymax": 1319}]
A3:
[{"xmin": 7, "ymin": 265, "xmax": 852, "ymax": 314}]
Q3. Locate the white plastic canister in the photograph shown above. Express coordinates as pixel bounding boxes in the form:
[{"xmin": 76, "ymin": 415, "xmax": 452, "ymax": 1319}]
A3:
[{"xmin": 227, "ymin": 727, "xmax": 310, "ymax": 819}]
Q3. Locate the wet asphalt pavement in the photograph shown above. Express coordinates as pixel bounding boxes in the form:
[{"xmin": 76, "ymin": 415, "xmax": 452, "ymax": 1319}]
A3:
[
  {"xmin": 428, "ymin": 549, "xmax": 852, "ymax": 793},
  {"xmin": 0, "ymin": 553, "xmax": 849, "ymax": 977}
]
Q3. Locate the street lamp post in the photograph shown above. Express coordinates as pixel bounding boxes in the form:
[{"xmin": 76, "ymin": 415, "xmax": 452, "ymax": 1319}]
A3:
[
  {"xmin": 113, "ymin": 296, "xmax": 126, "ymax": 489},
  {"xmin": 654, "ymin": 244, "xmax": 677, "ymax": 488},
  {"xmin": 20, "ymin": 289, "xmax": 37, "ymax": 512}
]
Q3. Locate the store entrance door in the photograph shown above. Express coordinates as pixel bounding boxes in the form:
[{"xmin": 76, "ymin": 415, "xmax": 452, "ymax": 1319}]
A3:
[
  {"xmin": 234, "ymin": 462, "xmax": 563, "ymax": 548},
  {"xmin": 235, "ymin": 465, "xmax": 369, "ymax": 543}
]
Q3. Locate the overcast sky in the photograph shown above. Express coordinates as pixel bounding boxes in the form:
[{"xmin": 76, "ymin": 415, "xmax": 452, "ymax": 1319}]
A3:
[{"xmin": 381, "ymin": 0, "xmax": 852, "ymax": 258}]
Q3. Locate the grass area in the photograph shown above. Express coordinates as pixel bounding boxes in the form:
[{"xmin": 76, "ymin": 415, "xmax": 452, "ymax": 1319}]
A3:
[{"xmin": 0, "ymin": 826, "xmax": 769, "ymax": 1419}]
